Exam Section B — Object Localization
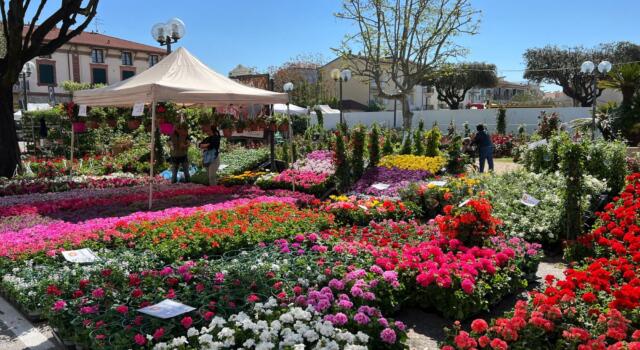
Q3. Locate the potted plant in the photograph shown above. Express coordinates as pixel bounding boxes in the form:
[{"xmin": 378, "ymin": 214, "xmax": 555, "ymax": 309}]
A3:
[
  {"xmin": 65, "ymin": 102, "xmax": 86, "ymax": 133},
  {"xmin": 155, "ymin": 103, "xmax": 167, "ymax": 124},
  {"xmin": 219, "ymin": 115, "xmax": 235, "ymax": 137},
  {"xmin": 235, "ymin": 118, "xmax": 247, "ymax": 133},
  {"xmin": 158, "ymin": 102, "xmax": 177, "ymax": 135},
  {"xmin": 104, "ymin": 107, "xmax": 118, "ymax": 128},
  {"xmin": 87, "ymin": 107, "xmax": 104, "ymax": 129},
  {"xmin": 127, "ymin": 118, "xmax": 142, "ymax": 130}
]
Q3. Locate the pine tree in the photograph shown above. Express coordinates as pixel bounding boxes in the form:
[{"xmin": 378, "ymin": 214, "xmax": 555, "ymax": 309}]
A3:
[
  {"xmin": 369, "ymin": 124, "xmax": 381, "ymax": 167},
  {"xmin": 334, "ymin": 132, "xmax": 351, "ymax": 191},
  {"xmin": 496, "ymin": 108, "xmax": 507, "ymax": 135},
  {"xmin": 400, "ymin": 133, "xmax": 412, "ymax": 155},
  {"xmin": 382, "ymin": 130, "xmax": 394, "ymax": 155},
  {"xmin": 351, "ymin": 126, "xmax": 365, "ymax": 180},
  {"xmin": 413, "ymin": 128, "xmax": 424, "ymax": 155},
  {"xmin": 425, "ymin": 126, "xmax": 442, "ymax": 157}
]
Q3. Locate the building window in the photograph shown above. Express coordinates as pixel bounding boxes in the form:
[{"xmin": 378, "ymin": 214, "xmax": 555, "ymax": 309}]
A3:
[
  {"xmin": 121, "ymin": 69, "xmax": 135, "ymax": 80},
  {"xmin": 149, "ymin": 55, "xmax": 159, "ymax": 67},
  {"xmin": 121, "ymin": 51, "xmax": 133, "ymax": 66},
  {"xmin": 91, "ymin": 65, "xmax": 107, "ymax": 84},
  {"xmin": 91, "ymin": 49, "xmax": 104, "ymax": 64},
  {"xmin": 36, "ymin": 60, "xmax": 56, "ymax": 86}
]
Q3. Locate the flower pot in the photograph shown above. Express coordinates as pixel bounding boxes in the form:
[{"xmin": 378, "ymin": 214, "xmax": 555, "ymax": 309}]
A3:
[
  {"xmin": 159, "ymin": 122, "xmax": 174, "ymax": 135},
  {"xmin": 279, "ymin": 124, "xmax": 289, "ymax": 132},
  {"xmin": 106, "ymin": 118, "xmax": 117, "ymax": 128},
  {"xmin": 222, "ymin": 128, "xmax": 233, "ymax": 138},
  {"xmin": 87, "ymin": 120, "xmax": 99, "ymax": 129},
  {"xmin": 267, "ymin": 124, "xmax": 277, "ymax": 132},
  {"xmin": 127, "ymin": 119, "xmax": 142, "ymax": 130},
  {"xmin": 72, "ymin": 121, "xmax": 87, "ymax": 133},
  {"xmin": 236, "ymin": 128, "xmax": 245, "ymax": 134}
]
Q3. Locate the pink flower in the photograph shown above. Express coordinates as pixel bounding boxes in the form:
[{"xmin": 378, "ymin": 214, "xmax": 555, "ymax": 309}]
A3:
[
  {"xmin": 115, "ymin": 305, "xmax": 129, "ymax": 314},
  {"xmin": 380, "ymin": 328, "xmax": 397, "ymax": 344},
  {"xmin": 181, "ymin": 316, "xmax": 193, "ymax": 329},
  {"xmin": 153, "ymin": 327, "xmax": 165, "ymax": 340},
  {"xmin": 134, "ymin": 333, "xmax": 146, "ymax": 346},
  {"xmin": 52, "ymin": 300, "xmax": 66, "ymax": 311},
  {"xmin": 461, "ymin": 279, "xmax": 475, "ymax": 294},
  {"xmin": 91, "ymin": 288, "xmax": 105, "ymax": 299},
  {"xmin": 471, "ymin": 319, "xmax": 488, "ymax": 333}
]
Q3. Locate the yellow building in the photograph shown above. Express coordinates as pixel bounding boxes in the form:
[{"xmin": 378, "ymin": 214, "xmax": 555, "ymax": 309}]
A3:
[{"xmin": 318, "ymin": 56, "xmax": 439, "ymax": 111}]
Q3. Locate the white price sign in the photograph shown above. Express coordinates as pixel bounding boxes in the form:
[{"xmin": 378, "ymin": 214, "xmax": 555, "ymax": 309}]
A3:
[
  {"xmin": 429, "ymin": 181, "xmax": 447, "ymax": 187},
  {"xmin": 458, "ymin": 199, "xmax": 470, "ymax": 207},
  {"xmin": 358, "ymin": 205, "xmax": 369, "ymax": 211},
  {"xmin": 61, "ymin": 248, "xmax": 99, "ymax": 264},
  {"xmin": 371, "ymin": 183, "xmax": 390, "ymax": 190},
  {"xmin": 520, "ymin": 193, "xmax": 540, "ymax": 207},
  {"xmin": 78, "ymin": 105, "xmax": 87, "ymax": 117},
  {"xmin": 138, "ymin": 299, "xmax": 195, "ymax": 319},
  {"xmin": 132, "ymin": 102, "xmax": 145, "ymax": 117},
  {"xmin": 219, "ymin": 164, "xmax": 228, "ymax": 170}
]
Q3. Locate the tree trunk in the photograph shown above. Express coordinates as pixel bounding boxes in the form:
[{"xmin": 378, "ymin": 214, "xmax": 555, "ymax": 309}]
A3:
[
  {"xmin": 0, "ymin": 84, "xmax": 21, "ymax": 178},
  {"xmin": 401, "ymin": 96, "xmax": 413, "ymax": 132},
  {"xmin": 449, "ymin": 103, "xmax": 460, "ymax": 110}
]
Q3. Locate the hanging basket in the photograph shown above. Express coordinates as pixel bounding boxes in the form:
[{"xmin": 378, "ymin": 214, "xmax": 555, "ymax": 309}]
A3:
[
  {"xmin": 222, "ymin": 128, "xmax": 233, "ymax": 138},
  {"xmin": 278, "ymin": 124, "xmax": 289, "ymax": 132},
  {"xmin": 72, "ymin": 121, "xmax": 87, "ymax": 133},
  {"xmin": 159, "ymin": 122, "xmax": 175, "ymax": 135},
  {"xmin": 127, "ymin": 119, "xmax": 142, "ymax": 130}
]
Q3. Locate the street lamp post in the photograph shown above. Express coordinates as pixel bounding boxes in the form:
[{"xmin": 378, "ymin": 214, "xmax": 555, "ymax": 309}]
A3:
[
  {"xmin": 330, "ymin": 68, "xmax": 351, "ymax": 125},
  {"xmin": 152, "ymin": 18, "xmax": 186, "ymax": 54},
  {"xmin": 20, "ymin": 62, "xmax": 35, "ymax": 111},
  {"xmin": 581, "ymin": 60, "xmax": 612, "ymax": 140},
  {"xmin": 283, "ymin": 82, "xmax": 295, "ymax": 190}
]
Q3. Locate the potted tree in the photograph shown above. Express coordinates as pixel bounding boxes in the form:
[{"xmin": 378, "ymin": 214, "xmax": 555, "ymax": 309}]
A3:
[
  {"xmin": 219, "ymin": 115, "xmax": 235, "ymax": 138},
  {"xmin": 235, "ymin": 118, "xmax": 247, "ymax": 133}
]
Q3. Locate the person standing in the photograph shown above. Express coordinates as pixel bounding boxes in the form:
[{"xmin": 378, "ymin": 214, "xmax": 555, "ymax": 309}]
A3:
[
  {"xmin": 473, "ymin": 124, "xmax": 494, "ymax": 173},
  {"xmin": 199, "ymin": 124, "xmax": 221, "ymax": 186},
  {"xmin": 169, "ymin": 124, "xmax": 191, "ymax": 183},
  {"xmin": 38, "ymin": 117, "xmax": 48, "ymax": 148}
]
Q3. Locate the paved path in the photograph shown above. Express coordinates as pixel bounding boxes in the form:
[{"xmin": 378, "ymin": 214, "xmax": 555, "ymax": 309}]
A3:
[
  {"xmin": 397, "ymin": 256, "xmax": 566, "ymax": 350},
  {"xmin": 0, "ymin": 257, "xmax": 566, "ymax": 350}
]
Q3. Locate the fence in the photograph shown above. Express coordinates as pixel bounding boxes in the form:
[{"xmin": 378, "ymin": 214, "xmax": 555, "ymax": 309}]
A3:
[{"xmin": 312, "ymin": 107, "xmax": 591, "ymax": 133}]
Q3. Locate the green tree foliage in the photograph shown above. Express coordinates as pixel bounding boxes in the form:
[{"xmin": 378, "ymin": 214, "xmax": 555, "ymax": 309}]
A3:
[
  {"xmin": 425, "ymin": 126, "xmax": 442, "ymax": 157},
  {"xmin": 424, "ymin": 62, "xmax": 498, "ymax": 109},
  {"xmin": 559, "ymin": 142, "xmax": 584, "ymax": 240},
  {"xmin": 334, "ymin": 132, "xmax": 351, "ymax": 191},
  {"xmin": 524, "ymin": 42, "xmax": 640, "ymax": 107},
  {"xmin": 496, "ymin": 108, "xmax": 507, "ymax": 135},
  {"xmin": 351, "ymin": 125, "xmax": 366, "ymax": 181},
  {"xmin": 446, "ymin": 135, "xmax": 466, "ymax": 174},
  {"xmin": 368, "ymin": 124, "xmax": 381, "ymax": 167},
  {"xmin": 382, "ymin": 130, "xmax": 394, "ymax": 155}
]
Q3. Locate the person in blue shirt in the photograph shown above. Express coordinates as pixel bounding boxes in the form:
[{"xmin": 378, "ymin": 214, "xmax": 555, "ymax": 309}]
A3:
[{"xmin": 472, "ymin": 124, "xmax": 494, "ymax": 173}]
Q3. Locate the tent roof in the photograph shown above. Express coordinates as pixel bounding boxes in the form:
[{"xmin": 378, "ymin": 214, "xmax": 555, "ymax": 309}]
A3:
[
  {"xmin": 273, "ymin": 103, "xmax": 308, "ymax": 116},
  {"xmin": 73, "ymin": 47, "xmax": 288, "ymax": 106}
]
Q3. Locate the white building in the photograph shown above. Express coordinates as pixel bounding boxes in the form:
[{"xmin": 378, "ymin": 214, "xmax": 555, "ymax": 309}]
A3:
[{"xmin": 15, "ymin": 26, "xmax": 166, "ymax": 106}]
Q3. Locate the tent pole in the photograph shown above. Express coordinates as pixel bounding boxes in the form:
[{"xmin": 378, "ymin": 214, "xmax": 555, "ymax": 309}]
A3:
[
  {"xmin": 148, "ymin": 100, "xmax": 157, "ymax": 210},
  {"xmin": 70, "ymin": 125, "xmax": 74, "ymax": 177}
]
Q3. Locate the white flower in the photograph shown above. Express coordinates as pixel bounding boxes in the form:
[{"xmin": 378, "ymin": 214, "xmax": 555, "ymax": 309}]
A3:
[{"xmin": 187, "ymin": 327, "xmax": 199, "ymax": 337}]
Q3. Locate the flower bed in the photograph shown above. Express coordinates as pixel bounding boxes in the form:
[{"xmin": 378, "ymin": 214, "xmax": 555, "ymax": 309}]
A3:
[
  {"xmin": 321, "ymin": 195, "xmax": 416, "ymax": 226},
  {"xmin": 0, "ymin": 197, "xmax": 311, "ymax": 259},
  {"xmin": 257, "ymin": 150, "xmax": 336, "ymax": 196},
  {"xmin": 400, "ymin": 177, "xmax": 479, "ymax": 219},
  {"xmin": 0, "ymin": 184, "xmax": 234, "ymax": 217},
  {"xmin": 0, "ymin": 173, "xmax": 159, "ymax": 197},
  {"xmin": 441, "ymin": 173, "xmax": 640, "ymax": 350},
  {"xmin": 379, "ymin": 155, "xmax": 447, "ymax": 173},
  {"xmin": 352, "ymin": 166, "xmax": 432, "ymax": 197}
]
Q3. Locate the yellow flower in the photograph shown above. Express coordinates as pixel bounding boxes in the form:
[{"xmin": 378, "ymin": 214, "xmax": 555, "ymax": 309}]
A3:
[{"xmin": 379, "ymin": 155, "xmax": 446, "ymax": 173}]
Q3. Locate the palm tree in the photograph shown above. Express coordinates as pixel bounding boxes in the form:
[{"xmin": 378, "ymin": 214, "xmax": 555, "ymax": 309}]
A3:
[{"xmin": 599, "ymin": 63, "xmax": 640, "ymax": 107}]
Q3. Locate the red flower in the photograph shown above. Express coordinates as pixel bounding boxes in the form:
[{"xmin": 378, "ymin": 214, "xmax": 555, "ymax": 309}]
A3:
[
  {"xmin": 582, "ymin": 292, "xmax": 597, "ymax": 303},
  {"xmin": 471, "ymin": 319, "xmax": 489, "ymax": 333}
]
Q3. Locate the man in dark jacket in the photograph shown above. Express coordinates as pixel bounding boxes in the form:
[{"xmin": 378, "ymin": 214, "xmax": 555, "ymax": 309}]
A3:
[{"xmin": 473, "ymin": 124, "xmax": 494, "ymax": 173}]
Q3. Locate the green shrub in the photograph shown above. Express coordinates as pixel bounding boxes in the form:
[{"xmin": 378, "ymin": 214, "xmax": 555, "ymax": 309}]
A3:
[
  {"xmin": 496, "ymin": 108, "xmax": 507, "ymax": 135},
  {"xmin": 369, "ymin": 124, "xmax": 381, "ymax": 167},
  {"xmin": 400, "ymin": 133, "xmax": 412, "ymax": 155},
  {"xmin": 334, "ymin": 132, "xmax": 351, "ymax": 191},
  {"xmin": 382, "ymin": 130, "xmax": 394, "ymax": 155},
  {"xmin": 351, "ymin": 125, "xmax": 365, "ymax": 180},
  {"xmin": 425, "ymin": 126, "xmax": 442, "ymax": 157}
]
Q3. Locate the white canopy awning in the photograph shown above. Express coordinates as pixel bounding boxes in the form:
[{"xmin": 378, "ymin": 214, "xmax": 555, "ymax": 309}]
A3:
[
  {"xmin": 273, "ymin": 103, "xmax": 308, "ymax": 116},
  {"xmin": 73, "ymin": 47, "xmax": 288, "ymax": 106},
  {"xmin": 314, "ymin": 104, "xmax": 340, "ymax": 114}
]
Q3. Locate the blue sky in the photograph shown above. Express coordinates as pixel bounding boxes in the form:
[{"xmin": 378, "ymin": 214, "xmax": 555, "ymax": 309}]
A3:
[{"xmin": 34, "ymin": 0, "xmax": 640, "ymax": 91}]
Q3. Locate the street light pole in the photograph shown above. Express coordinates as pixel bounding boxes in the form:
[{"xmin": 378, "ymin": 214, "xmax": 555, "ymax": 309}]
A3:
[
  {"xmin": 581, "ymin": 60, "xmax": 612, "ymax": 140},
  {"xmin": 331, "ymin": 68, "xmax": 351, "ymax": 127},
  {"xmin": 339, "ymin": 79, "xmax": 343, "ymax": 124}
]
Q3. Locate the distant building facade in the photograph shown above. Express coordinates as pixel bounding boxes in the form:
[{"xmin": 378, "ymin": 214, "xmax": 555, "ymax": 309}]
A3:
[
  {"xmin": 15, "ymin": 27, "xmax": 166, "ymax": 106},
  {"xmin": 464, "ymin": 79, "xmax": 543, "ymax": 108}
]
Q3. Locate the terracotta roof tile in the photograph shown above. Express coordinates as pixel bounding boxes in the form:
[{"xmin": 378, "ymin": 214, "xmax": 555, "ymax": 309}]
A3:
[{"xmin": 22, "ymin": 26, "xmax": 166, "ymax": 54}]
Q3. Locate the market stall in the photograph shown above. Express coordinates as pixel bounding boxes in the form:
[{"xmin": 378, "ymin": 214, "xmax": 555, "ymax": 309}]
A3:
[{"xmin": 73, "ymin": 47, "xmax": 288, "ymax": 208}]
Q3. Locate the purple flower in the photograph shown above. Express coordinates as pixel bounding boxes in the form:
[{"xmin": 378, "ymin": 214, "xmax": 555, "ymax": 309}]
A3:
[
  {"xmin": 350, "ymin": 285, "xmax": 363, "ymax": 297},
  {"xmin": 378, "ymin": 317, "xmax": 389, "ymax": 327},
  {"xmin": 328, "ymin": 279, "xmax": 345, "ymax": 290},
  {"xmin": 333, "ymin": 312, "xmax": 348, "ymax": 326},
  {"xmin": 395, "ymin": 321, "xmax": 406, "ymax": 331},
  {"xmin": 380, "ymin": 328, "xmax": 397, "ymax": 344},
  {"xmin": 337, "ymin": 299, "xmax": 353, "ymax": 309},
  {"xmin": 382, "ymin": 270, "xmax": 398, "ymax": 283},
  {"xmin": 354, "ymin": 312, "xmax": 370, "ymax": 325}
]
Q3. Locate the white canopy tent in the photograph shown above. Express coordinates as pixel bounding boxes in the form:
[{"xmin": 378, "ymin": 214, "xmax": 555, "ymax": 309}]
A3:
[
  {"xmin": 273, "ymin": 103, "xmax": 308, "ymax": 116},
  {"xmin": 73, "ymin": 47, "xmax": 288, "ymax": 208}
]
